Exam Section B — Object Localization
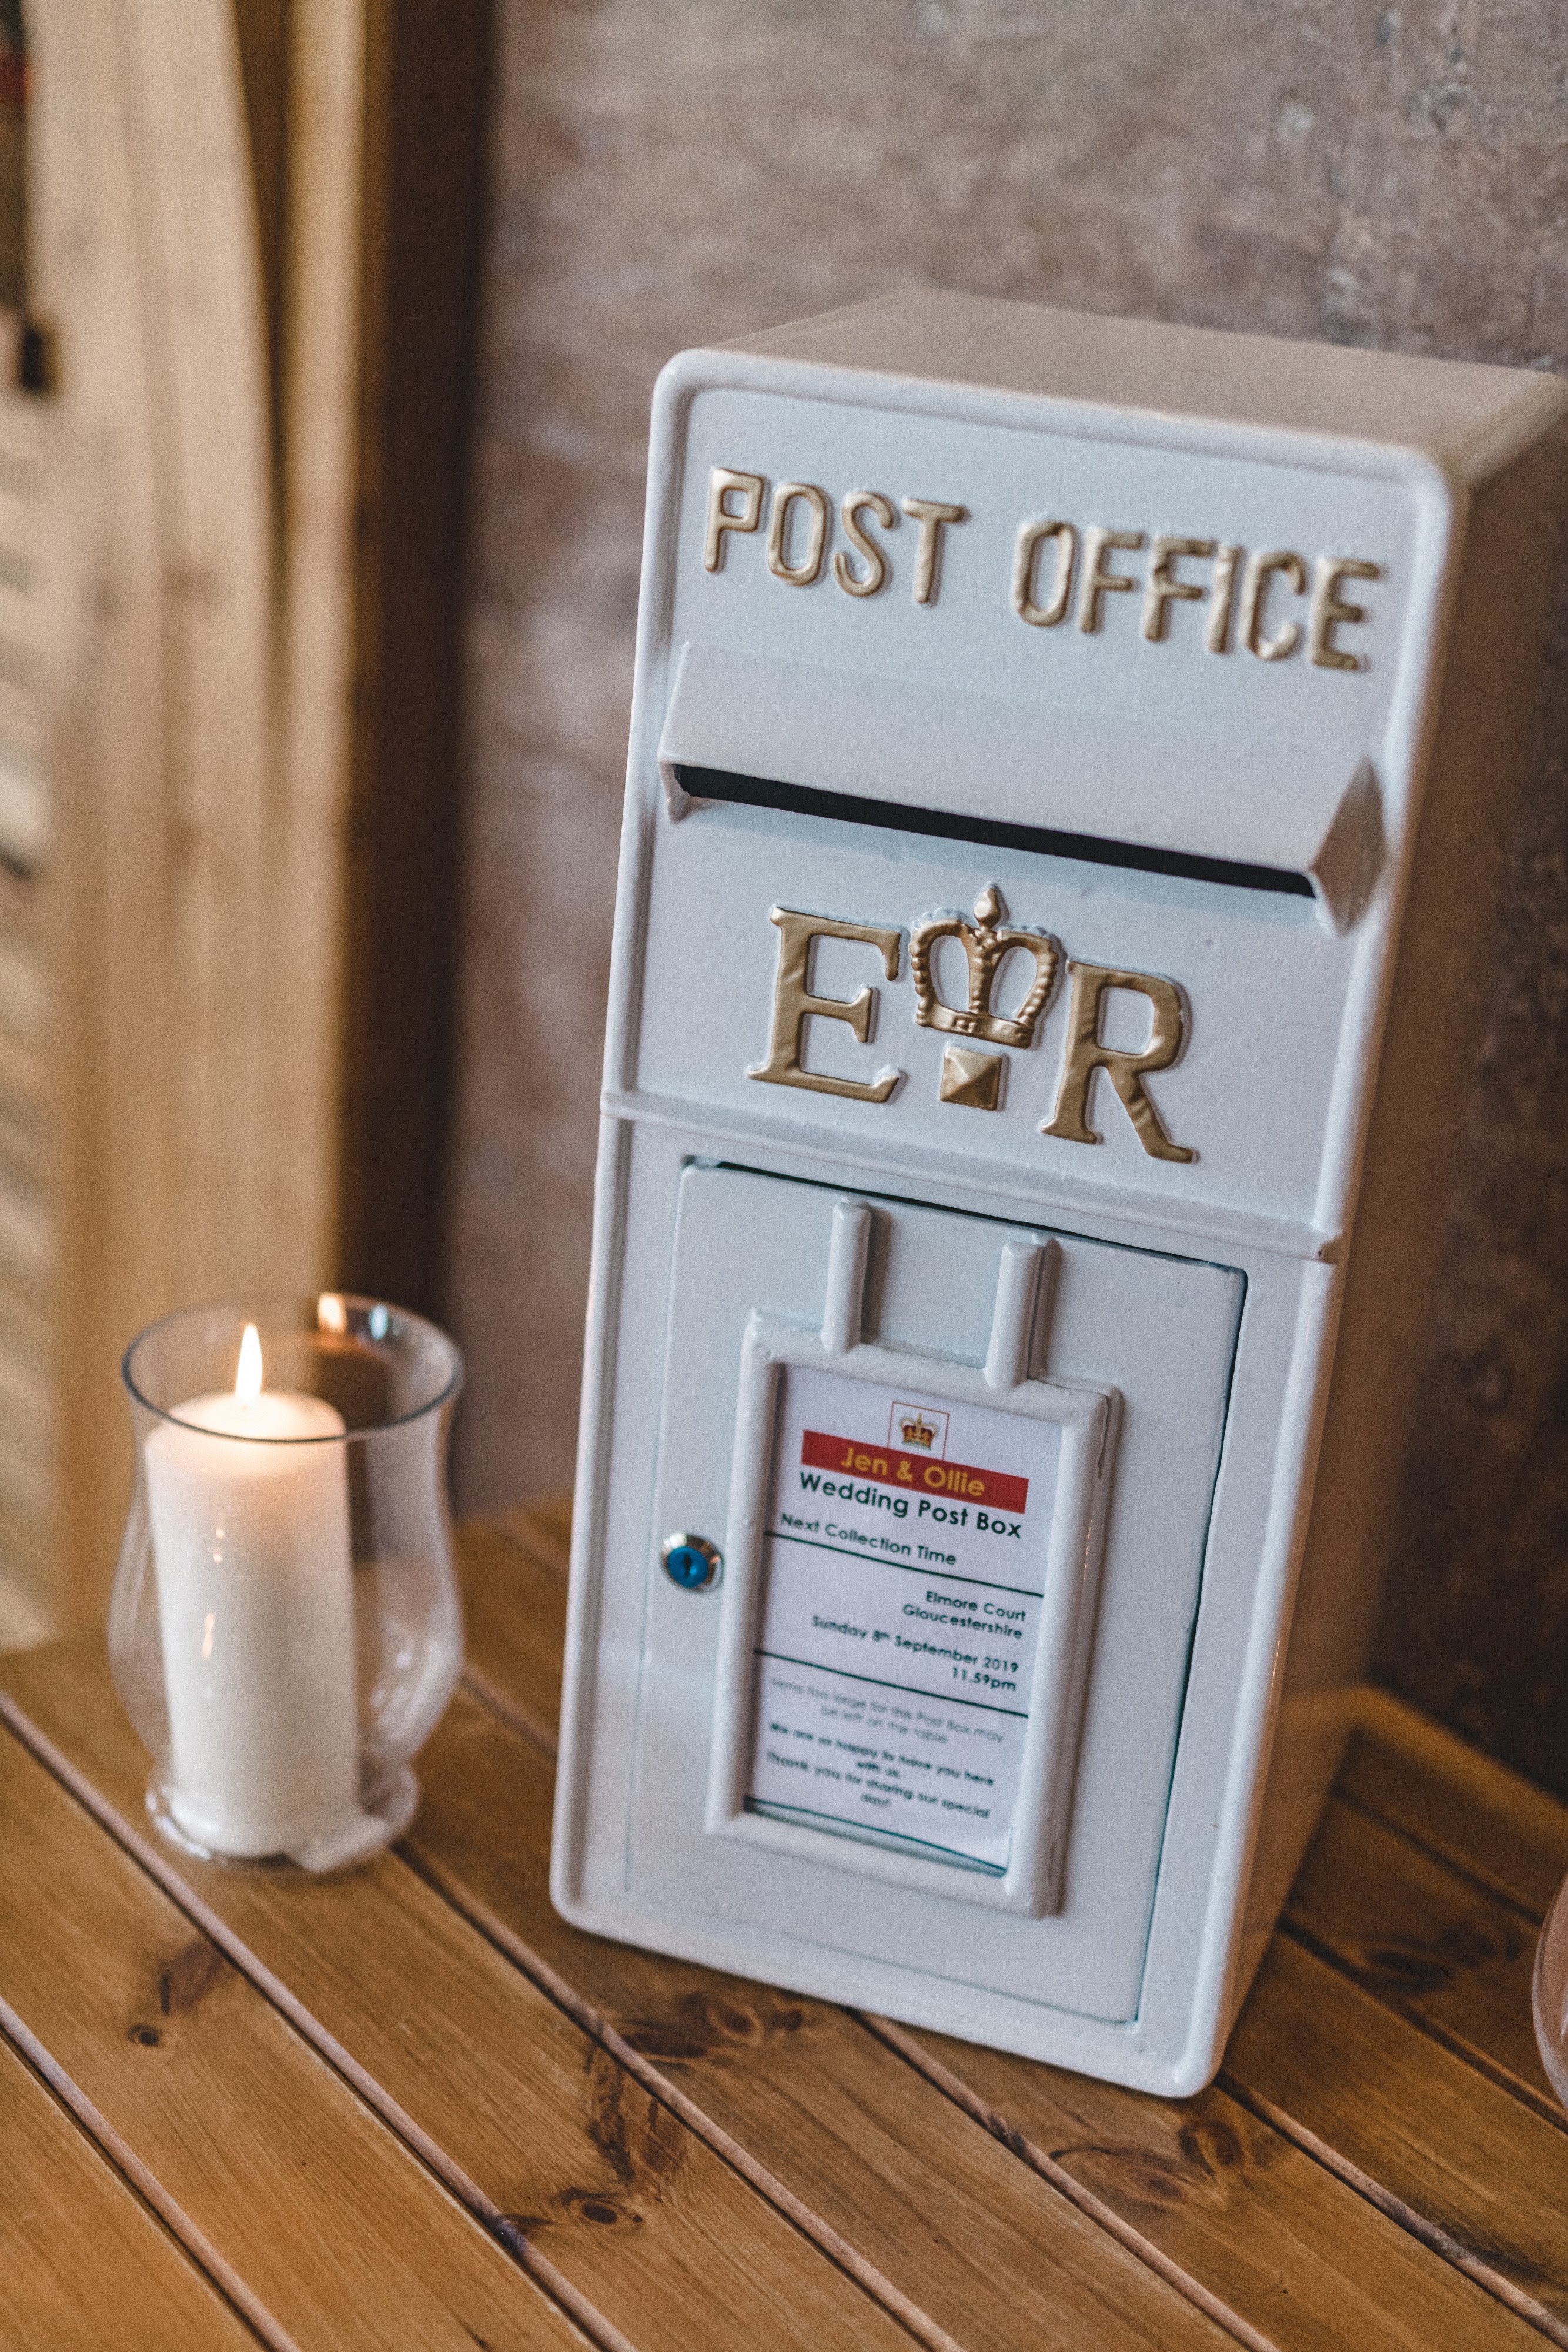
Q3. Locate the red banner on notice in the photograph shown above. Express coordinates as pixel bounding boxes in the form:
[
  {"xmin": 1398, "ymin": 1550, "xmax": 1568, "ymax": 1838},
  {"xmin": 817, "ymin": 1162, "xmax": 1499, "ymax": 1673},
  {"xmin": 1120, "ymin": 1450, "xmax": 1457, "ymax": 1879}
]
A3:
[{"xmin": 800, "ymin": 1428, "xmax": 1028, "ymax": 1514}]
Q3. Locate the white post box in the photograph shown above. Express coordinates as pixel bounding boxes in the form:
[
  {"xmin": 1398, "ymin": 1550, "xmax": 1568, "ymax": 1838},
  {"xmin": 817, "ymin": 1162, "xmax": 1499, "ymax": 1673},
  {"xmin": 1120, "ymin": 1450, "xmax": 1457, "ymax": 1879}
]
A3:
[{"xmin": 550, "ymin": 290, "xmax": 1566, "ymax": 2094}]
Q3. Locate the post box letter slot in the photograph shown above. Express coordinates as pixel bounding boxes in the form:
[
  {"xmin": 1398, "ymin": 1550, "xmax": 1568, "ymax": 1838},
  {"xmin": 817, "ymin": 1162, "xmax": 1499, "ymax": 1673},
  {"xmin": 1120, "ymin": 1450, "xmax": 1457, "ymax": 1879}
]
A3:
[{"xmin": 656, "ymin": 644, "xmax": 1386, "ymax": 932}]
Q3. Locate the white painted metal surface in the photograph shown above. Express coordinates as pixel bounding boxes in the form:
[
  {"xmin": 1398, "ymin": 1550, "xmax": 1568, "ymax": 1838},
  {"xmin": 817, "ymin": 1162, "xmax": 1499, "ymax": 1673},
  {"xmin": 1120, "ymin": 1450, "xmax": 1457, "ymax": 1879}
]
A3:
[{"xmin": 550, "ymin": 290, "xmax": 1566, "ymax": 2092}]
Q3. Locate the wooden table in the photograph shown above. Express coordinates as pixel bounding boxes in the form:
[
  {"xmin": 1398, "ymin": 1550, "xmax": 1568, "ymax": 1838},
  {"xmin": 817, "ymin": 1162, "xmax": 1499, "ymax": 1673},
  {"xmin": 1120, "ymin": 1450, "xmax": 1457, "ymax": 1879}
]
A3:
[{"xmin": 2, "ymin": 1502, "xmax": 1566, "ymax": 2351}]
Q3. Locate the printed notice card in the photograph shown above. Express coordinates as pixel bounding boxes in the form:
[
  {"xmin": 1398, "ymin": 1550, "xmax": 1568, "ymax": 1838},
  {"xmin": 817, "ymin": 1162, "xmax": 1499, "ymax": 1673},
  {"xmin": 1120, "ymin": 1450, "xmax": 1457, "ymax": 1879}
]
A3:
[{"xmin": 747, "ymin": 1365, "xmax": 1060, "ymax": 1872}]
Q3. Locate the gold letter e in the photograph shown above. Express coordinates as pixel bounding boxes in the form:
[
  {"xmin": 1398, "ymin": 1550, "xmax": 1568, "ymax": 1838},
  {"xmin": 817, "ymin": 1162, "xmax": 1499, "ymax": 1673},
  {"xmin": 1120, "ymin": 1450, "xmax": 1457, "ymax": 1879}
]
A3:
[{"xmin": 748, "ymin": 909, "xmax": 903, "ymax": 1102}]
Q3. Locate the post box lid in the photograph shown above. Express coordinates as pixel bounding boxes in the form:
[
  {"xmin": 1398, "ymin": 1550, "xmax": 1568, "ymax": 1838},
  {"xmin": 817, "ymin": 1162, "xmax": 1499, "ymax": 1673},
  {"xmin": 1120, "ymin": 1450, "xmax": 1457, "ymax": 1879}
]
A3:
[{"xmin": 714, "ymin": 290, "xmax": 1567, "ymax": 488}]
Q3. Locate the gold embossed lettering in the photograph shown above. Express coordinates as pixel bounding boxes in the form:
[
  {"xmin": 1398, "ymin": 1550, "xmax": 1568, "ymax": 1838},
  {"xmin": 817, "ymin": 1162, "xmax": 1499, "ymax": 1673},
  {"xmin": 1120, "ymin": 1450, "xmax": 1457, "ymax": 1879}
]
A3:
[
  {"xmin": 1240, "ymin": 549, "xmax": 1307, "ymax": 660},
  {"xmin": 1310, "ymin": 555, "xmax": 1380, "ymax": 671},
  {"xmin": 1042, "ymin": 963, "xmax": 1193, "ymax": 1162},
  {"xmin": 766, "ymin": 482, "xmax": 830, "ymax": 586},
  {"xmin": 703, "ymin": 468, "xmax": 764, "ymax": 572},
  {"xmin": 1205, "ymin": 544, "xmax": 1242, "ymax": 654},
  {"xmin": 1012, "ymin": 520, "xmax": 1078, "ymax": 628},
  {"xmin": 1141, "ymin": 534, "xmax": 1216, "ymax": 643},
  {"xmin": 833, "ymin": 491, "xmax": 897, "ymax": 598},
  {"xmin": 901, "ymin": 497, "xmax": 967, "ymax": 606},
  {"xmin": 748, "ymin": 909, "xmax": 903, "ymax": 1102},
  {"xmin": 1077, "ymin": 526, "xmax": 1145, "ymax": 634}
]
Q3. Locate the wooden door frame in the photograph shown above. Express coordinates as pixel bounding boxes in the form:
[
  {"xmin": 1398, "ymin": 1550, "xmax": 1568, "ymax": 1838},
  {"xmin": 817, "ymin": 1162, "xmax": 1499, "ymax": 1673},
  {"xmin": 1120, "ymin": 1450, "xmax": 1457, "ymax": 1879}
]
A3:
[{"xmin": 337, "ymin": 0, "xmax": 490, "ymax": 1319}]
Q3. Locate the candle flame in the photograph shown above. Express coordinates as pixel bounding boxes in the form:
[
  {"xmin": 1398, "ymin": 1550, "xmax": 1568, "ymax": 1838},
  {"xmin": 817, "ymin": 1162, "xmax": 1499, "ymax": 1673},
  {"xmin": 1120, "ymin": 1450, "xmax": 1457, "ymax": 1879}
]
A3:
[
  {"xmin": 317, "ymin": 1291, "xmax": 347, "ymax": 1336},
  {"xmin": 235, "ymin": 1322, "xmax": 263, "ymax": 1404}
]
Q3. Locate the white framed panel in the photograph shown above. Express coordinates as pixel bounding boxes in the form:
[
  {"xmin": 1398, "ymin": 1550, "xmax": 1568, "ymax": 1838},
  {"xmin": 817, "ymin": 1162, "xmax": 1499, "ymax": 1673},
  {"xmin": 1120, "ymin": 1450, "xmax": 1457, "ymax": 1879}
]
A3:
[
  {"xmin": 704, "ymin": 1201, "xmax": 1115, "ymax": 1916},
  {"xmin": 624, "ymin": 1158, "xmax": 1241, "ymax": 2023}
]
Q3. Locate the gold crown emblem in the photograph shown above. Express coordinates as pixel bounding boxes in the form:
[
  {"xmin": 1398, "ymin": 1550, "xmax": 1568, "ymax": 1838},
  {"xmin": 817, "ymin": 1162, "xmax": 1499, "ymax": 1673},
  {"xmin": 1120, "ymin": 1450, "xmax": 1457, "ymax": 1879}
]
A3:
[
  {"xmin": 900, "ymin": 1412, "xmax": 938, "ymax": 1449},
  {"xmin": 910, "ymin": 885, "xmax": 1059, "ymax": 1050}
]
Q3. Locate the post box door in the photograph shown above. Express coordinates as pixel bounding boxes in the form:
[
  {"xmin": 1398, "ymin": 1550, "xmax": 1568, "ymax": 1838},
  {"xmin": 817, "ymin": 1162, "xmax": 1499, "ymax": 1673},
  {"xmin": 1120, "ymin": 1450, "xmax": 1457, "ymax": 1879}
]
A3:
[{"xmin": 628, "ymin": 1162, "xmax": 1242, "ymax": 2022}]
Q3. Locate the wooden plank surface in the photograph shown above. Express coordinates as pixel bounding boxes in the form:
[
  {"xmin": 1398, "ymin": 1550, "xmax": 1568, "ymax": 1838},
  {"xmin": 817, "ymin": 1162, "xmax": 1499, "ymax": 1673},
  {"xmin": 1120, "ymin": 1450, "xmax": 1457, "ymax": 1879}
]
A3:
[
  {"xmin": 1339, "ymin": 1693, "xmax": 1568, "ymax": 1919},
  {"xmin": 878, "ymin": 2015, "xmax": 1541, "ymax": 2352},
  {"xmin": 0, "ymin": 2029, "xmax": 260, "ymax": 2351},
  {"xmin": 0, "ymin": 1718, "xmax": 586, "ymax": 2351},
  {"xmin": 410, "ymin": 1689, "xmax": 1239, "ymax": 2352},
  {"xmin": 1284, "ymin": 1794, "xmax": 1555, "ymax": 2113},
  {"xmin": 0, "ymin": 1648, "xmax": 919, "ymax": 2352},
  {"xmin": 1223, "ymin": 1936, "xmax": 1568, "ymax": 2338},
  {"xmin": 450, "ymin": 1515, "xmax": 1553, "ymax": 2352},
  {"xmin": 6, "ymin": 1505, "xmax": 1566, "ymax": 2352}
]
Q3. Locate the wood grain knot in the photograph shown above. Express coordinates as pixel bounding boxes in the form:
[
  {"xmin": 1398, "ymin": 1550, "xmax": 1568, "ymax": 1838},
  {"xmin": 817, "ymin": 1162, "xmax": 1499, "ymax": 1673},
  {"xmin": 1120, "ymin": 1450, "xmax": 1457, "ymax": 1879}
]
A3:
[
  {"xmin": 1059, "ymin": 2145, "xmax": 1196, "ymax": 2210},
  {"xmin": 618, "ymin": 1989, "xmax": 810, "ymax": 2063},
  {"xmin": 1346, "ymin": 1916, "xmax": 1524, "ymax": 1996},
  {"xmin": 1058, "ymin": 2119, "xmax": 1253, "ymax": 2214},
  {"xmin": 584, "ymin": 2045, "xmax": 687, "ymax": 2192},
  {"xmin": 1178, "ymin": 2117, "xmax": 1245, "ymax": 2177},
  {"xmin": 561, "ymin": 2189, "xmax": 641, "ymax": 2231},
  {"xmin": 159, "ymin": 1937, "xmax": 226, "ymax": 2016},
  {"xmin": 707, "ymin": 1997, "xmax": 763, "ymax": 2043}
]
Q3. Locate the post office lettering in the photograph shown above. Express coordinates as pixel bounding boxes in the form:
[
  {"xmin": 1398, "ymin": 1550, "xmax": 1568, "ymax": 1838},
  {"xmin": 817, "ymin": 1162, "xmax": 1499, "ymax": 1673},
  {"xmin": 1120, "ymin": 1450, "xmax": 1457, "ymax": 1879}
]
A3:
[{"xmin": 703, "ymin": 465, "xmax": 1381, "ymax": 666}]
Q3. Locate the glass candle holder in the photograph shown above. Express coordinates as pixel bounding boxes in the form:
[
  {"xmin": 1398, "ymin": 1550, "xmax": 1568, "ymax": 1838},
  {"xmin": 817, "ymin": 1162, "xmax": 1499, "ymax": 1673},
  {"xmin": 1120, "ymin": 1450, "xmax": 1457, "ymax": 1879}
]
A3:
[
  {"xmin": 1534, "ymin": 1872, "xmax": 1568, "ymax": 2114},
  {"xmin": 109, "ymin": 1293, "xmax": 464, "ymax": 1873}
]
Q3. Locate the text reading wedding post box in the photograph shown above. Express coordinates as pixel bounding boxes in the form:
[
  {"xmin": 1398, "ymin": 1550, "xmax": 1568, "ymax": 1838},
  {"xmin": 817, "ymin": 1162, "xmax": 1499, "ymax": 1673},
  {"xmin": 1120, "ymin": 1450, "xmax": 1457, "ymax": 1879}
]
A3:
[{"xmin": 550, "ymin": 292, "xmax": 1564, "ymax": 2093}]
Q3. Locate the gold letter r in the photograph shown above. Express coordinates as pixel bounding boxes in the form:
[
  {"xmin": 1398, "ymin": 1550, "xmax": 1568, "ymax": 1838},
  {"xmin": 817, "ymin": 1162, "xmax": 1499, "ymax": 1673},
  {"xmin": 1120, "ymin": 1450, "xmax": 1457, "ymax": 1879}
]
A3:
[{"xmin": 1041, "ymin": 963, "xmax": 1194, "ymax": 1162}]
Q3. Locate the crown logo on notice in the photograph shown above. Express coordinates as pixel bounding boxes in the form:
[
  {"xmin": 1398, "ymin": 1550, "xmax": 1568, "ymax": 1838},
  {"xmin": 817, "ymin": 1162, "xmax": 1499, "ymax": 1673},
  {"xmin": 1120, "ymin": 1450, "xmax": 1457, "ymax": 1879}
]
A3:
[
  {"xmin": 900, "ymin": 1412, "xmax": 938, "ymax": 1450},
  {"xmin": 910, "ymin": 885, "xmax": 1059, "ymax": 1050}
]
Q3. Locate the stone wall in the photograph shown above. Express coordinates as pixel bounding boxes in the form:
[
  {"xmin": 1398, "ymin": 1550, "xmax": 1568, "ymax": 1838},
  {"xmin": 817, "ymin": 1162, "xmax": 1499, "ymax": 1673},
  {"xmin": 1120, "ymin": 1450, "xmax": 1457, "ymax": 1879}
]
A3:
[{"xmin": 450, "ymin": 0, "xmax": 1568, "ymax": 1792}]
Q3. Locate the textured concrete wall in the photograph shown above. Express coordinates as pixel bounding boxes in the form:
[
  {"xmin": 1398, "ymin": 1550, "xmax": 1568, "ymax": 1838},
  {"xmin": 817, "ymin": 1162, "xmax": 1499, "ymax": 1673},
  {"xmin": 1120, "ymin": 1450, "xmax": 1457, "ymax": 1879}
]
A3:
[{"xmin": 450, "ymin": 0, "xmax": 1568, "ymax": 1791}]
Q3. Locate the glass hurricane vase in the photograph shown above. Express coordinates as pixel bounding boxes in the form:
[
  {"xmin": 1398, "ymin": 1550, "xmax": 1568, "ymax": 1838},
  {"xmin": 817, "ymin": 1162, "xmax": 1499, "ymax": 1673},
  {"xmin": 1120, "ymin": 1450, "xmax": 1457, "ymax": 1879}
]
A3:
[
  {"xmin": 1534, "ymin": 1871, "xmax": 1568, "ymax": 2114},
  {"xmin": 108, "ymin": 1292, "xmax": 464, "ymax": 1873}
]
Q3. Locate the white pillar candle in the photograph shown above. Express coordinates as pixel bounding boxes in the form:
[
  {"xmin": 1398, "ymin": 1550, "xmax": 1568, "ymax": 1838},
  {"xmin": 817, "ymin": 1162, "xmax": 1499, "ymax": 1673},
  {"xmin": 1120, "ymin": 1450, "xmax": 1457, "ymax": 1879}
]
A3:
[{"xmin": 146, "ymin": 1325, "xmax": 363, "ymax": 1861}]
